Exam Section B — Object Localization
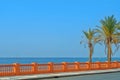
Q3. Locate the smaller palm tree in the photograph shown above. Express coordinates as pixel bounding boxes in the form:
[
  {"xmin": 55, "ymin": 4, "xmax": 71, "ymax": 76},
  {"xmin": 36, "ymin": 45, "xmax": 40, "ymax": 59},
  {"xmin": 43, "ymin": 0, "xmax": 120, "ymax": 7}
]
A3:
[{"xmin": 81, "ymin": 28, "xmax": 95, "ymax": 62}]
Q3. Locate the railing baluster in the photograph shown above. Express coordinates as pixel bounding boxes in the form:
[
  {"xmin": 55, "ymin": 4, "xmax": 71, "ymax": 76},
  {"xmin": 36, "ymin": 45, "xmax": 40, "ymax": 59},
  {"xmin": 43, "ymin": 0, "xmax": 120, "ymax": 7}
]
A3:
[
  {"xmin": 13, "ymin": 63, "xmax": 20, "ymax": 75},
  {"xmin": 48, "ymin": 62, "xmax": 54, "ymax": 73},
  {"xmin": 86, "ymin": 62, "xmax": 91, "ymax": 70},
  {"xmin": 74, "ymin": 62, "xmax": 80, "ymax": 71},
  {"xmin": 62, "ymin": 62, "xmax": 67, "ymax": 72},
  {"xmin": 96, "ymin": 61, "xmax": 100, "ymax": 69},
  {"xmin": 32, "ymin": 62, "xmax": 38, "ymax": 74}
]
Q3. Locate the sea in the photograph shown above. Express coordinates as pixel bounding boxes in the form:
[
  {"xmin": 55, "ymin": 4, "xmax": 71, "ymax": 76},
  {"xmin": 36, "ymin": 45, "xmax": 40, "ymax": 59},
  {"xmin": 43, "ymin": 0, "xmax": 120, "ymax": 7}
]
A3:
[{"xmin": 0, "ymin": 57, "xmax": 120, "ymax": 64}]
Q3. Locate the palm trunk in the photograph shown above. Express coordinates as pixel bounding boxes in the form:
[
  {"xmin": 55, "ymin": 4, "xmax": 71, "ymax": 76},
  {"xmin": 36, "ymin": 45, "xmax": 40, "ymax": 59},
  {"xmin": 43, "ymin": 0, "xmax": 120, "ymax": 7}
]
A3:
[
  {"xmin": 107, "ymin": 40, "xmax": 112, "ymax": 62},
  {"xmin": 89, "ymin": 48, "xmax": 92, "ymax": 62},
  {"xmin": 89, "ymin": 42, "xmax": 93, "ymax": 62}
]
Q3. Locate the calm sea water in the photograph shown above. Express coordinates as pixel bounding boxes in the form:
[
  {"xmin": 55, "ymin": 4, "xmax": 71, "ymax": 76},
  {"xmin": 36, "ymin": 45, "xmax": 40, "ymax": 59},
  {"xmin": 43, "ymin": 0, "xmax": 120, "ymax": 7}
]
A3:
[{"xmin": 0, "ymin": 57, "xmax": 120, "ymax": 64}]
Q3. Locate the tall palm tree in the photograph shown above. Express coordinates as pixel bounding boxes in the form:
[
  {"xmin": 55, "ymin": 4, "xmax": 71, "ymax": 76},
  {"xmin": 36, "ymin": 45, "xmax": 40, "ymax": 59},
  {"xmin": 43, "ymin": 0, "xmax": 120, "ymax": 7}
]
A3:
[
  {"xmin": 83, "ymin": 28, "xmax": 95, "ymax": 62},
  {"xmin": 95, "ymin": 15, "xmax": 120, "ymax": 62}
]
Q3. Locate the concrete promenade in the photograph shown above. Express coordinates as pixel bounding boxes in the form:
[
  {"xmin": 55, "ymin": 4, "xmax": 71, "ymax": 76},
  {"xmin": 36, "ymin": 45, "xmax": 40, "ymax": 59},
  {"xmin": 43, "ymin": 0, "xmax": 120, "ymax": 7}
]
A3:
[{"xmin": 1, "ymin": 68, "xmax": 120, "ymax": 80}]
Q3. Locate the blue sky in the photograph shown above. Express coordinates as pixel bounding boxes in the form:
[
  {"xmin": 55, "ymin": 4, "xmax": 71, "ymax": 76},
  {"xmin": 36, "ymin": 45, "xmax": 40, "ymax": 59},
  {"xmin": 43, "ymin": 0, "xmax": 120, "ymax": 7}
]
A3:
[{"xmin": 0, "ymin": 0, "xmax": 120, "ymax": 57}]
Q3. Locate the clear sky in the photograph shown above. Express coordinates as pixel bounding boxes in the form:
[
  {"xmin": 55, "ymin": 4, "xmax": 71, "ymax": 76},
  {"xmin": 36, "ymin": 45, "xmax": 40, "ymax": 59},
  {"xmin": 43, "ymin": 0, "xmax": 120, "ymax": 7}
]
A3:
[{"xmin": 0, "ymin": 0, "xmax": 120, "ymax": 57}]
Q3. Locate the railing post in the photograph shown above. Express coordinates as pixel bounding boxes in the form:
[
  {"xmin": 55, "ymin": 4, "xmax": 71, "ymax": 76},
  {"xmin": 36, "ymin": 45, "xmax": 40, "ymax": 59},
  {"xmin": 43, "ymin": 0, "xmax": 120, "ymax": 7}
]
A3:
[
  {"xmin": 118, "ymin": 62, "xmax": 120, "ymax": 68},
  {"xmin": 96, "ymin": 61, "xmax": 100, "ymax": 69},
  {"xmin": 74, "ymin": 62, "xmax": 80, "ymax": 71},
  {"xmin": 13, "ymin": 63, "xmax": 20, "ymax": 75},
  {"xmin": 86, "ymin": 62, "xmax": 91, "ymax": 70},
  {"xmin": 106, "ymin": 61, "xmax": 111, "ymax": 69},
  {"xmin": 48, "ymin": 62, "xmax": 54, "ymax": 73},
  {"xmin": 32, "ymin": 62, "xmax": 38, "ymax": 74},
  {"xmin": 62, "ymin": 62, "xmax": 67, "ymax": 72},
  {"xmin": 114, "ymin": 61, "xmax": 119, "ymax": 68}
]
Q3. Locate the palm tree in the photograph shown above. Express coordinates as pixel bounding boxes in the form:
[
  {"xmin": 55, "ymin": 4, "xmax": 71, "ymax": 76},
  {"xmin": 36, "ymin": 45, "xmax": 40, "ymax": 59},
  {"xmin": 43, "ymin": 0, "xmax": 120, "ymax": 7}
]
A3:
[
  {"xmin": 82, "ymin": 28, "xmax": 95, "ymax": 62},
  {"xmin": 95, "ymin": 15, "xmax": 120, "ymax": 62}
]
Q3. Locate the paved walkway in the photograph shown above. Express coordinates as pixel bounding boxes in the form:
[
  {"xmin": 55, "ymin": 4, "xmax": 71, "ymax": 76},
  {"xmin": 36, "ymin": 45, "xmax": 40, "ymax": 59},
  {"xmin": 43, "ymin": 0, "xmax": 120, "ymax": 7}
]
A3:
[
  {"xmin": 46, "ymin": 71, "xmax": 120, "ymax": 80},
  {"xmin": 1, "ymin": 69, "xmax": 120, "ymax": 80}
]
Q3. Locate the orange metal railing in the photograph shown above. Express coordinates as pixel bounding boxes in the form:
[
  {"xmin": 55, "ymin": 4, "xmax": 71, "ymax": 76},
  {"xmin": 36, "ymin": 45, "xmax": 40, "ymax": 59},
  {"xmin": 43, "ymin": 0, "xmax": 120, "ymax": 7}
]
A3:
[{"xmin": 0, "ymin": 61, "xmax": 119, "ymax": 76}]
